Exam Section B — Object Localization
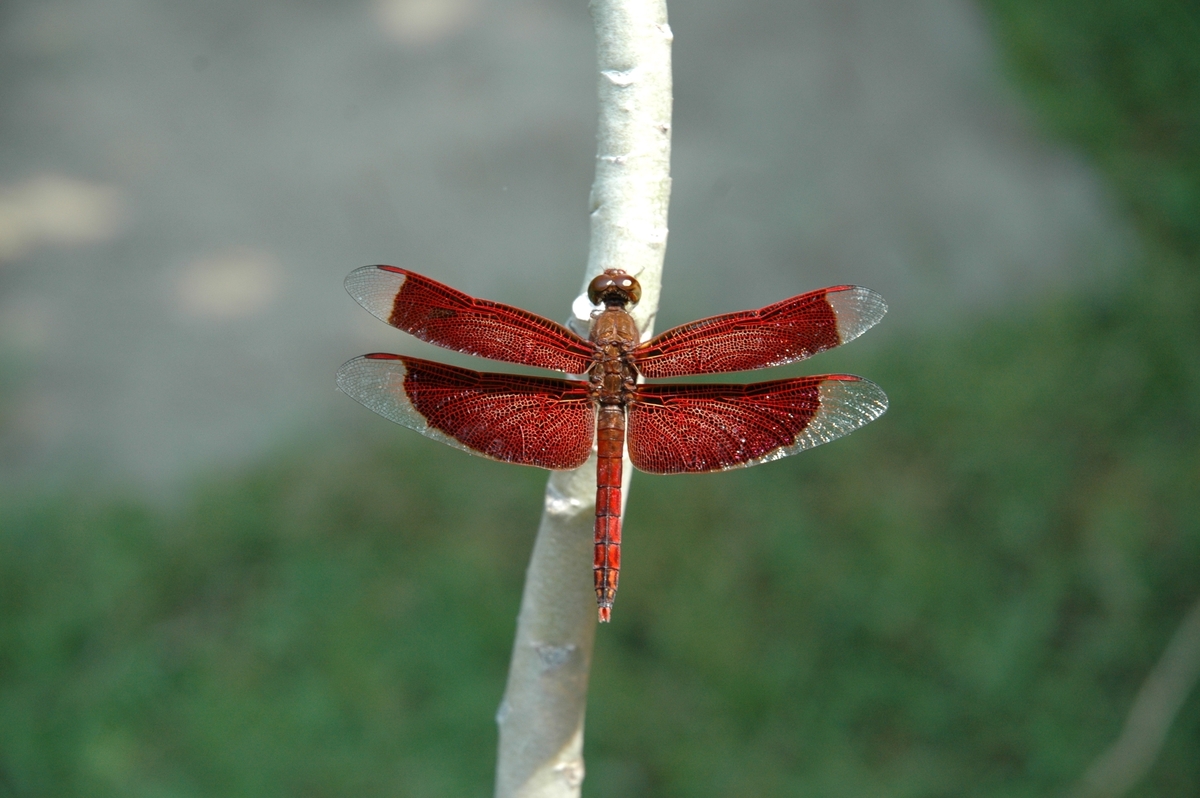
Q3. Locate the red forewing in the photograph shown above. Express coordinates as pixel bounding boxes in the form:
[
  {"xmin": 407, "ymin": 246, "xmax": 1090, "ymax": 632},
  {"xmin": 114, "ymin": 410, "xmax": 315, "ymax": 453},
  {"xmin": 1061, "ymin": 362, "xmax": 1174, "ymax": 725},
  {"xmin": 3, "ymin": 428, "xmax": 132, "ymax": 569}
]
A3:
[
  {"xmin": 337, "ymin": 354, "xmax": 595, "ymax": 469},
  {"xmin": 633, "ymin": 286, "xmax": 886, "ymax": 378},
  {"xmin": 627, "ymin": 375, "xmax": 887, "ymax": 474},
  {"xmin": 345, "ymin": 265, "xmax": 594, "ymax": 374}
]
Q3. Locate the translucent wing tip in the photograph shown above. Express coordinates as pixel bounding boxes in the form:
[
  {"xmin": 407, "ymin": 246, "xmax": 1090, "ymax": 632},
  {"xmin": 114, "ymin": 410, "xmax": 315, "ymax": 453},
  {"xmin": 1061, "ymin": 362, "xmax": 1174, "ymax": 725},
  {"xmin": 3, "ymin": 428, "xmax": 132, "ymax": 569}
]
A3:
[
  {"xmin": 335, "ymin": 353, "xmax": 407, "ymax": 415},
  {"xmin": 335, "ymin": 354, "xmax": 465, "ymax": 452},
  {"xmin": 759, "ymin": 374, "xmax": 888, "ymax": 458},
  {"xmin": 812, "ymin": 375, "xmax": 889, "ymax": 443},
  {"xmin": 827, "ymin": 286, "xmax": 887, "ymax": 345},
  {"xmin": 344, "ymin": 265, "xmax": 406, "ymax": 324}
]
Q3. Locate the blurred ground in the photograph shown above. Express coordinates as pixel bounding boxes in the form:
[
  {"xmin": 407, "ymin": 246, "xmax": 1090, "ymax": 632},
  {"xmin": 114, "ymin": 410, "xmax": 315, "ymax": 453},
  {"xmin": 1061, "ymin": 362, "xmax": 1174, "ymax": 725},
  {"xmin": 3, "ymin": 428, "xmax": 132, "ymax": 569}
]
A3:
[{"xmin": 0, "ymin": 0, "xmax": 1126, "ymax": 491}]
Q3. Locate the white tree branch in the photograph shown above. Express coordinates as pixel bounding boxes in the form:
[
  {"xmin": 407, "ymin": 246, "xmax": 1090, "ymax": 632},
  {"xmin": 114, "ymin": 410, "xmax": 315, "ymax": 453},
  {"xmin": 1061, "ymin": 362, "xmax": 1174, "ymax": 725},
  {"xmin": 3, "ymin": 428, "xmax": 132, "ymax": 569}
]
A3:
[{"xmin": 494, "ymin": 1, "xmax": 672, "ymax": 796}]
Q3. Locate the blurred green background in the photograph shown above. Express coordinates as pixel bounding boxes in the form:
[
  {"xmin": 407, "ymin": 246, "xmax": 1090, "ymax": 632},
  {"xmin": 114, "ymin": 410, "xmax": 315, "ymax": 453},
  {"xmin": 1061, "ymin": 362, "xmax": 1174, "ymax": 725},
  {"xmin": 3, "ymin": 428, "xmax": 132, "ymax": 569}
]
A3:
[{"xmin": 2, "ymin": 0, "xmax": 1199, "ymax": 795}]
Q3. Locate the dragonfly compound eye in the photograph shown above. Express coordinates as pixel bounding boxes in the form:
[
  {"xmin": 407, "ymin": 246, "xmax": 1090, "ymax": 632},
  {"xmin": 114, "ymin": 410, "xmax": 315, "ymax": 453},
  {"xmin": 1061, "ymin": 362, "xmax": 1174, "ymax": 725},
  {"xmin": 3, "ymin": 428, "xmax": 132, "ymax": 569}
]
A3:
[
  {"xmin": 617, "ymin": 275, "xmax": 641, "ymax": 304},
  {"xmin": 588, "ymin": 270, "xmax": 642, "ymax": 306}
]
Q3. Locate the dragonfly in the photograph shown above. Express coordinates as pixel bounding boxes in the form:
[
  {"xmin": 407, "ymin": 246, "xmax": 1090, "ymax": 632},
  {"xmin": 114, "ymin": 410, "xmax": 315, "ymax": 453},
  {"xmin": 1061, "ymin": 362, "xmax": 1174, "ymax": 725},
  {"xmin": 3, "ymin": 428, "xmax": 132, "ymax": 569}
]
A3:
[{"xmin": 337, "ymin": 266, "xmax": 888, "ymax": 621}]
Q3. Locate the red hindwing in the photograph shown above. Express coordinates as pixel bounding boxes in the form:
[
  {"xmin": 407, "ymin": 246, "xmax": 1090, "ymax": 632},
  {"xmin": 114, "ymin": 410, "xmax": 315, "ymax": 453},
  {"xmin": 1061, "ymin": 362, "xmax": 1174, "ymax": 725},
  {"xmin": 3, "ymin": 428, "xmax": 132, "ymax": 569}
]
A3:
[
  {"xmin": 345, "ymin": 265, "xmax": 594, "ymax": 374},
  {"xmin": 633, "ymin": 285, "xmax": 885, "ymax": 378},
  {"xmin": 337, "ymin": 354, "xmax": 595, "ymax": 469},
  {"xmin": 627, "ymin": 375, "xmax": 887, "ymax": 474}
]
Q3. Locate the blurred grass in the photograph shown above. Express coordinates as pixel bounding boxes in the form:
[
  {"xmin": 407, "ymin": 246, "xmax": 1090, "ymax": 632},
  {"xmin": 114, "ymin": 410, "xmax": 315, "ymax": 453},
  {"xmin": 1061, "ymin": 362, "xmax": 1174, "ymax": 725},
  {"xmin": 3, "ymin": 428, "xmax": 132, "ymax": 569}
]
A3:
[{"xmin": 3, "ymin": 0, "xmax": 1200, "ymax": 795}]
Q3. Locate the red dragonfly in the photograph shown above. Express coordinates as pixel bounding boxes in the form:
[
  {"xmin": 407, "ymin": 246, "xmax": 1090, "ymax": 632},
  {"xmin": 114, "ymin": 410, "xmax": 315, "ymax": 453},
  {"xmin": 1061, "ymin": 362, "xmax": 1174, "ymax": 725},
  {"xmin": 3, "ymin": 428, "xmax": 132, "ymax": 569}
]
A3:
[{"xmin": 337, "ymin": 266, "xmax": 887, "ymax": 621}]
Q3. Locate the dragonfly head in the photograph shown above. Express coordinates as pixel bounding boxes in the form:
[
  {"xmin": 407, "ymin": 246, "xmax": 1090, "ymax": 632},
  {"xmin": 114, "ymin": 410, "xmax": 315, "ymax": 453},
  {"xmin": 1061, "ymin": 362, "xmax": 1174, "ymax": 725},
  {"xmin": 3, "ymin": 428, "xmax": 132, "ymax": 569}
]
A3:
[{"xmin": 588, "ymin": 269, "xmax": 641, "ymax": 308}]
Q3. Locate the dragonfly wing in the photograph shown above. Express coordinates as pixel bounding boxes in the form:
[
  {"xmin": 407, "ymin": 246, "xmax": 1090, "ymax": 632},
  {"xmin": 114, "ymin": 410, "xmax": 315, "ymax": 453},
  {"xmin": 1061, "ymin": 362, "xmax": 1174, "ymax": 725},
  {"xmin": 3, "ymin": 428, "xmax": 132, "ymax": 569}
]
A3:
[
  {"xmin": 346, "ymin": 265, "xmax": 595, "ymax": 373},
  {"xmin": 627, "ymin": 375, "xmax": 887, "ymax": 474},
  {"xmin": 633, "ymin": 285, "xmax": 886, "ymax": 378},
  {"xmin": 337, "ymin": 354, "xmax": 595, "ymax": 469}
]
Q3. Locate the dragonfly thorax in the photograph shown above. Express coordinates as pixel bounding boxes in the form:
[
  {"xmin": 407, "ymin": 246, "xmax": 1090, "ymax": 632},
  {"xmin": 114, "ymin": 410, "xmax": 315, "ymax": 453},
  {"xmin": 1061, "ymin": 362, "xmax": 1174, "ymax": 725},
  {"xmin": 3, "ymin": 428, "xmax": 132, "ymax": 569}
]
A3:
[{"xmin": 588, "ymin": 305, "xmax": 640, "ymax": 405}]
